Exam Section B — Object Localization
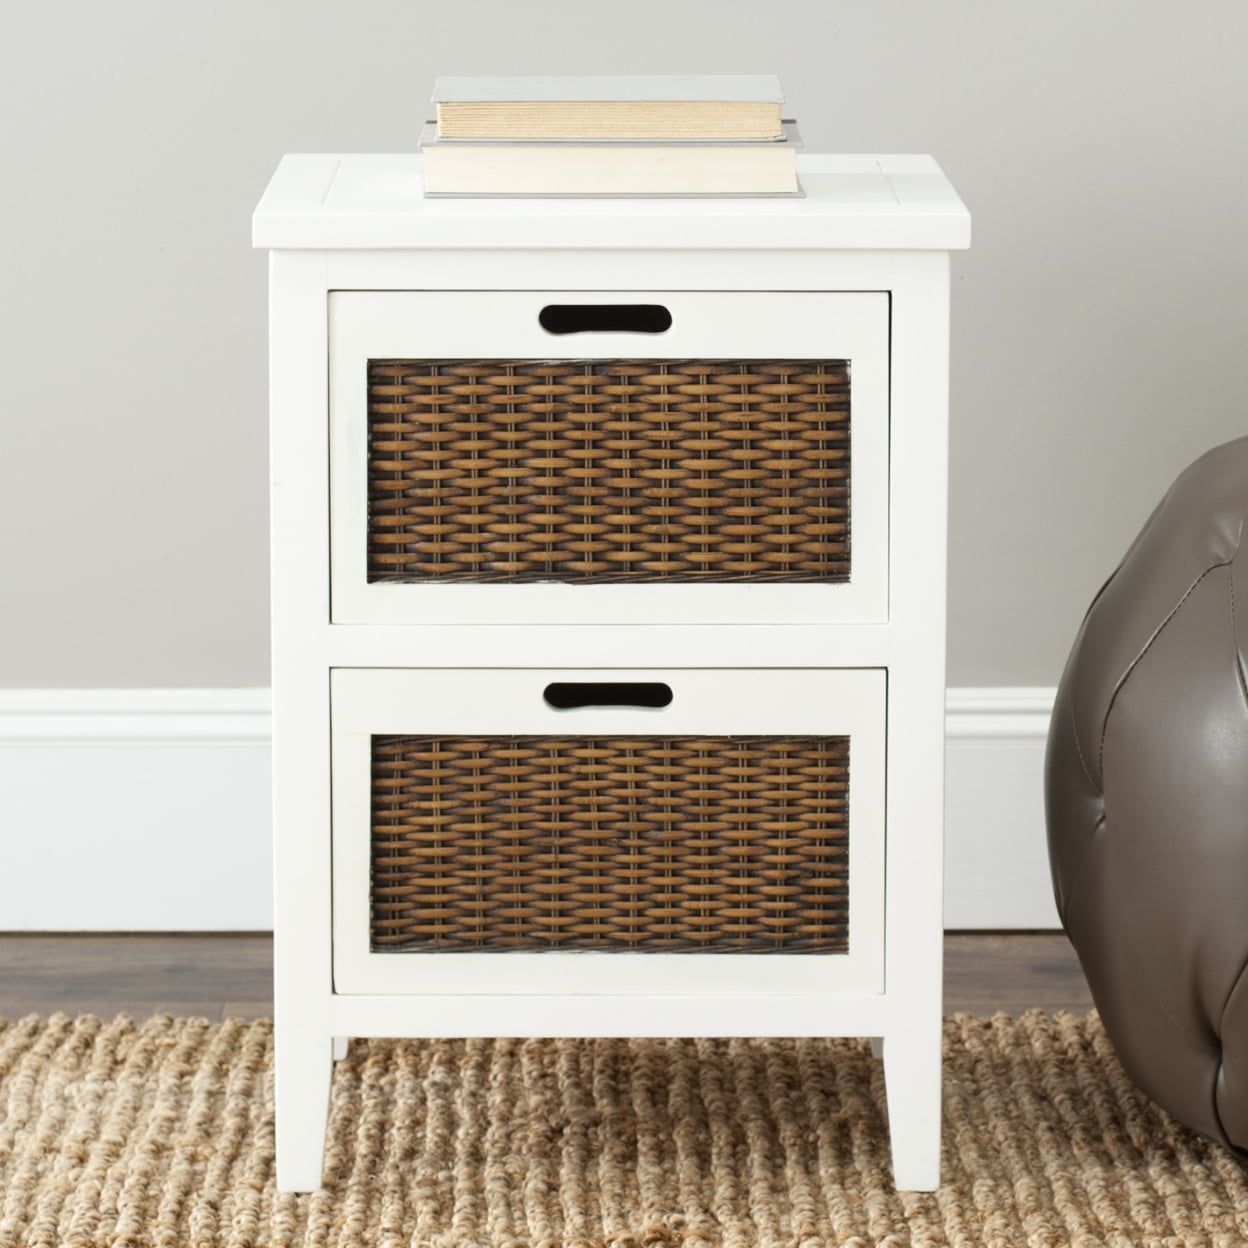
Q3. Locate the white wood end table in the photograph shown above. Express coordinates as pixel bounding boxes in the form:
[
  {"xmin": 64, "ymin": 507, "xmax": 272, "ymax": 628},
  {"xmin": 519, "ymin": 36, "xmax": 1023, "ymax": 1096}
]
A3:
[{"xmin": 253, "ymin": 153, "xmax": 971, "ymax": 1192}]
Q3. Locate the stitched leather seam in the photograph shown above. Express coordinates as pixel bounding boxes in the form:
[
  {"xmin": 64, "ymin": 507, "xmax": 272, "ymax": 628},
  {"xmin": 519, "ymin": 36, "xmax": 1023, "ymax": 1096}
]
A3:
[
  {"xmin": 1071, "ymin": 843, "xmax": 1229, "ymax": 1143},
  {"xmin": 1068, "ymin": 693, "xmax": 1100, "ymax": 796},
  {"xmin": 1056, "ymin": 809, "xmax": 1105, "ymax": 928},
  {"xmin": 1228, "ymin": 524, "xmax": 1248, "ymax": 712},
  {"xmin": 1220, "ymin": 951, "xmax": 1248, "ymax": 1042},
  {"xmin": 1067, "ymin": 489, "xmax": 1172, "ymax": 791},
  {"xmin": 1097, "ymin": 561, "xmax": 1231, "ymax": 777},
  {"xmin": 1231, "ymin": 572, "xmax": 1248, "ymax": 712},
  {"xmin": 1118, "ymin": 927, "xmax": 1232, "ymax": 1149},
  {"xmin": 1212, "ymin": 953, "xmax": 1248, "ymax": 1149},
  {"xmin": 1053, "ymin": 808, "xmax": 1103, "ymax": 928},
  {"xmin": 1119, "ymin": 925, "xmax": 1221, "ymax": 1056}
]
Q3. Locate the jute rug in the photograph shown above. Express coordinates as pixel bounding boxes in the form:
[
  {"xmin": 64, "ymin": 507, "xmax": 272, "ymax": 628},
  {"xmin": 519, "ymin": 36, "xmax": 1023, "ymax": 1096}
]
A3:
[{"xmin": 1, "ymin": 1013, "xmax": 1244, "ymax": 1247}]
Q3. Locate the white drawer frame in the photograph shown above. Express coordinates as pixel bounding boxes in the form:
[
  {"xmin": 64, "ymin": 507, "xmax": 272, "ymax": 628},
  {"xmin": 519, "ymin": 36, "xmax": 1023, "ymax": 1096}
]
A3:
[
  {"xmin": 331, "ymin": 667, "xmax": 886, "ymax": 997},
  {"xmin": 329, "ymin": 290, "xmax": 889, "ymax": 625}
]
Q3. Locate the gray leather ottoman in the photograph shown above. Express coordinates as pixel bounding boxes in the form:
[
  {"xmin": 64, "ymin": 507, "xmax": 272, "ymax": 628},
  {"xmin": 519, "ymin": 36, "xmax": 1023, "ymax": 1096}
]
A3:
[{"xmin": 1047, "ymin": 435, "xmax": 1248, "ymax": 1154}]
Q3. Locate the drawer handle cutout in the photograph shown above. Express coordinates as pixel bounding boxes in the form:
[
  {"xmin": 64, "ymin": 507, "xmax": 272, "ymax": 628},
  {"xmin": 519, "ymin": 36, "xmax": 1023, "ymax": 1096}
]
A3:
[
  {"xmin": 543, "ymin": 681, "xmax": 673, "ymax": 710},
  {"xmin": 539, "ymin": 304, "xmax": 672, "ymax": 335}
]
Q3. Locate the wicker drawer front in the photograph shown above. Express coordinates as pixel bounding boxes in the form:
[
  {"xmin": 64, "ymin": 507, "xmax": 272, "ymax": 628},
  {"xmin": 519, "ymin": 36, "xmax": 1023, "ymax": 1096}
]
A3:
[
  {"xmin": 330, "ymin": 292, "xmax": 890, "ymax": 625},
  {"xmin": 331, "ymin": 668, "xmax": 886, "ymax": 996},
  {"xmin": 371, "ymin": 734, "xmax": 849, "ymax": 953},
  {"xmin": 368, "ymin": 359, "xmax": 850, "ymax": 584}
]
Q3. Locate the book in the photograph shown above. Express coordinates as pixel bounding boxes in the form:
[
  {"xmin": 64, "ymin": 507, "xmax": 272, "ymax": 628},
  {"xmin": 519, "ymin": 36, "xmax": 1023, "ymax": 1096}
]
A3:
[
  {"xmin": 432, "ymin": 75, "xmax": 785, "ymax": 142},
  {"xmin": 419, "ymin": 124, "xmax": 800, "ymax": 197}
]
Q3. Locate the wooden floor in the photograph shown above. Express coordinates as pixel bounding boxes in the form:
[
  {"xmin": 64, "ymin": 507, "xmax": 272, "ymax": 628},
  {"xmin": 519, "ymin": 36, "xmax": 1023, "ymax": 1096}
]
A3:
[{"xmin": 0, "ymin": 933, "xmax": 1092, "ymax": 1021}]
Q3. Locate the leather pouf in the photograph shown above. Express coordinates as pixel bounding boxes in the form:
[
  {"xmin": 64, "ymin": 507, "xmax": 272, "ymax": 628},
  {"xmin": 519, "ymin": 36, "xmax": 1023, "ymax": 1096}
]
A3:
[{"xmin": 1047, "ymin": 435, "xmax": 1248, "ymax": 1156}]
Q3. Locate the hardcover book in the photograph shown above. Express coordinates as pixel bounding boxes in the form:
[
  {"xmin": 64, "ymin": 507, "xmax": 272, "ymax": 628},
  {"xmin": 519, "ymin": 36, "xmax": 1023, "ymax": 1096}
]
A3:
[
  {"xmin": 419, "ymin": 123, "xmax": 801, "ymax": 197},
  {"xmin": 432, "ymin": 74, "xmax": 786, "ymax": 142}
]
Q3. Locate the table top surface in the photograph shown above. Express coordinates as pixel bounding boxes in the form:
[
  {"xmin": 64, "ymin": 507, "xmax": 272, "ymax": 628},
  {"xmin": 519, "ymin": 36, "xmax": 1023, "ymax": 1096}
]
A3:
[{"xmin": 252, "ymin": 153, "xmax": 971, "ymax": 252}]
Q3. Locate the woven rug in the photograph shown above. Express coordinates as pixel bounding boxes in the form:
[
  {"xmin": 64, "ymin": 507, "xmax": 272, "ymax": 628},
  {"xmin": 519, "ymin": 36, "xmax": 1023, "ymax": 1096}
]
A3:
[{"xmin": 1, "ymin": 1013, "xmax": 1245, "ymax": 1247}]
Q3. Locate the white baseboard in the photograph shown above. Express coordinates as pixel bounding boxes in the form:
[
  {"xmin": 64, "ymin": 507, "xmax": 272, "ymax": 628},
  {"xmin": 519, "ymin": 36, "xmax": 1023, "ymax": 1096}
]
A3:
[
  {"xmin": 0, "ymin": 690, "xmax": 273, "ymax": 932},
  {"xmin": 944, "ymin": 688, "xmax": 1058, "ymax": 929},
  {"xmin": 0, "ymin": 686, "xmax": 1057, "ymax": 932}
]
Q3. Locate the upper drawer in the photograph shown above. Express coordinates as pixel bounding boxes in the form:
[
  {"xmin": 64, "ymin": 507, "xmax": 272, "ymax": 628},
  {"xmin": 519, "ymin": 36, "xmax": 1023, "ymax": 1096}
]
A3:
[{"xmin": 329, "ymin": 291, "xmax": 888, "ymax": 624}]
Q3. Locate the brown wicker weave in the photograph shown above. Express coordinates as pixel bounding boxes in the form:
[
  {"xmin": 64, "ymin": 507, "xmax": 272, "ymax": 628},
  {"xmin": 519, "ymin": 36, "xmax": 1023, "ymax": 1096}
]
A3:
[
  {"xmin": 370, "ymin": 735, "xmax": 850, "ymax": 952},
  {"xmin": 367, "ymin": 359, "xmax": 850, "ymax": 583}
]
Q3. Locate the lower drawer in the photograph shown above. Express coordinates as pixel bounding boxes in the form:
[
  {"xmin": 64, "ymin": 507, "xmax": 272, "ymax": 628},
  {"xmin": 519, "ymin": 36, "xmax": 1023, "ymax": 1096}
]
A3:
[{"xmin": 331, "ymin": 668, "xmax": 886, "ymax": 996}]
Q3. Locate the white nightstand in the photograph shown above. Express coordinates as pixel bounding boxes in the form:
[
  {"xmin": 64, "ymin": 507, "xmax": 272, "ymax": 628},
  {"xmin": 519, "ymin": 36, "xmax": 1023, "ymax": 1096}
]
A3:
[{"xmin": 252, "ymin": 153, "xmax": 971, "ymax": 1193}]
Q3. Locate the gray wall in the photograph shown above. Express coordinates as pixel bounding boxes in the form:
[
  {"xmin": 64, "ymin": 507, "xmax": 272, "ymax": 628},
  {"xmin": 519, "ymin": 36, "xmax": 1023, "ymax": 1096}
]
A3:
[{"xmin": 3, "ymin": 0, "xmax": 1245, "ymax": 688}]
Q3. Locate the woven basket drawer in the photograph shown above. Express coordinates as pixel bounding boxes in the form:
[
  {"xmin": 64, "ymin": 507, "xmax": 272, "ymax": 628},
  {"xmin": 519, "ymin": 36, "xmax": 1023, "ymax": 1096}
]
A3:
[
  {"xmin": 330, "ymin": 292, "xmax": 889, "ymax": 625},
  {"xmin": 368, "ymin": 358, "xmax": 850, "ymax": 584},
  {"xmin": 371, "ymin": 733, "xmax": 849, "ymax": 953},
  {"xmin": 331, "ymin": 669, "xmax": 886, "ymax": 997}
]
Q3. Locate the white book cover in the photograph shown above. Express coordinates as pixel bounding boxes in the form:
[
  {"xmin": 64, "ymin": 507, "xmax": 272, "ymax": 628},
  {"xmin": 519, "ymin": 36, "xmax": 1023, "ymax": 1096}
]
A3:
[{"xmin": 418, "ymin": 125, "xmax": 801, "ymax": 197}]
